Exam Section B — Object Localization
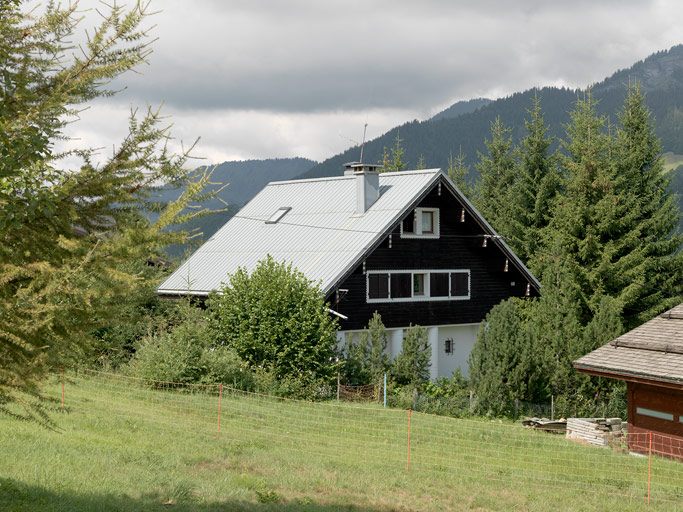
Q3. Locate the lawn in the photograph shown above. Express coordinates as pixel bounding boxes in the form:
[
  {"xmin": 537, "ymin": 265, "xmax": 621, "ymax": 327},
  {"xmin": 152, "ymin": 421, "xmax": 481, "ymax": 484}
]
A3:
[{"xmin": 1, "ymin": 372, "xmax": 681, "ymax": 511}]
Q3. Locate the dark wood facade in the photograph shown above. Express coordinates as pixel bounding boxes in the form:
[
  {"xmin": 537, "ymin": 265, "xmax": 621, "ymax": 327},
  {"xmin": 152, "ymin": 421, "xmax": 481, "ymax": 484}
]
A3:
[
  {"xmin": 627, "ymin": 382, "xmax": 683, "ymax": 460},
  {"xmin": 328, "ymin": 177, "xmax": 538, "ymax": 331}
]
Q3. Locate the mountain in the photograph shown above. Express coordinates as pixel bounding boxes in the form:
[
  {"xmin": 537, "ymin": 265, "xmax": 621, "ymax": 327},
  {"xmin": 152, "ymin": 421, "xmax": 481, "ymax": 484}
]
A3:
[
  {"xmin": 299, "ymin": 45, "xmax": 683, "ymax": 179},
  {"xmin": 153, "ymin": 157, "xmax": 316, "ymax": 256},
  {"xmin": 429, "ymin": 98, "xmax": 492, "ymax": 122}
]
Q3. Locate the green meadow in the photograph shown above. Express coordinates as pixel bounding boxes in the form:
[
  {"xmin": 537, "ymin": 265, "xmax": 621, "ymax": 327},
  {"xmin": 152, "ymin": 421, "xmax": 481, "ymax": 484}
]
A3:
[{"xmin": 1, "ymin": 373, "xmax": 681, "ymax": 511}]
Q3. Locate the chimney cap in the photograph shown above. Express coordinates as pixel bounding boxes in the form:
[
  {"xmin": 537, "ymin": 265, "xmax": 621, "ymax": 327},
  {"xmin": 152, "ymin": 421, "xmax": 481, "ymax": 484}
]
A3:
[{"xmin": 343, "ymin": 162, "xmax": 381, "ymax": 174}]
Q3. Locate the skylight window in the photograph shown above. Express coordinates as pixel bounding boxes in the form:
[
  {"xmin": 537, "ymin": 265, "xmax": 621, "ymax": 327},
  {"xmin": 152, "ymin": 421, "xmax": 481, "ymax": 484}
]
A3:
[{"xmin": 265, "ymin": 206, "xmax": 291, "ymax": 224}]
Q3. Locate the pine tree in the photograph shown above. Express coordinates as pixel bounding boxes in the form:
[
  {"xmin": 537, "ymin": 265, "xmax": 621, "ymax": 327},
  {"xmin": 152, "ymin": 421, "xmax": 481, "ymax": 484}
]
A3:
[
  {"xmin": 469, "ymin": 298, "xmax": 537, "ymax": 416},
  {"xmin": 474, "ymin": 117, "xmax": 517, "ymax": 236},
  {"xmin": 0, "ymin": 2, "xmax": 209, "ymax": 421},
  {"xmin": 506, "ymin": 96, "xmax": 560, "ymax": 263}
]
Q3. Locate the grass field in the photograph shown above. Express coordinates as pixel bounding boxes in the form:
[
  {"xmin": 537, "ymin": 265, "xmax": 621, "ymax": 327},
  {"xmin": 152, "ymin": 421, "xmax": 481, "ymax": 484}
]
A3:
[{"xmin": 1, "ymin": 372, "xmax": 682, "ymax": 511}]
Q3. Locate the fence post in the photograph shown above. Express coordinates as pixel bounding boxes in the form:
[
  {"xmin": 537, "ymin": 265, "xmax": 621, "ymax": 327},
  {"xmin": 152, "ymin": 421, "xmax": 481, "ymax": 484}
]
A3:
[
  {"xmin": 406, "ymin": 409, "xmax": 412, "ymax": 470},
  {"xmin": 60, "ymin": 367, "xmax": 65, "ymax": 411},
  {"xmin": 217, "ymin": 383, "xmax": 223, "ymax": 435},
  {"xmin": 383, "ymin": 373, "xmax": 387, "ymax": 408},
  {"xmin": 551, "ymin": 395, "xmax": 554, "ymax": 421},
  {"xmin": 469, "ymin": 390, "xmax": 473, "ymax": 412},
  {"xmin": 336, "ymin": 372, "xmax": 340, "ymax": 401},
  {"xmin": 646, "ymin": 431, "xmax": 653, "ymax": 505}
]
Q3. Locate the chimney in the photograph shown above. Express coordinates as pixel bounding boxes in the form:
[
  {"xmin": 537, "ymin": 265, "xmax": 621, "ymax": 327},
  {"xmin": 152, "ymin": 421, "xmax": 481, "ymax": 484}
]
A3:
[{"xmin": 344, "ymin": 162, "xmax": 380, "ymax": 214}]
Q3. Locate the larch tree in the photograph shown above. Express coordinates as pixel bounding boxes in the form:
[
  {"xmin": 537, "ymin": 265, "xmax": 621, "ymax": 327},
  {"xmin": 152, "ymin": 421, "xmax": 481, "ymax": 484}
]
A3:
[{"xmin": 0, "ymin": 1, "xmax": 209, "ymax": 421}]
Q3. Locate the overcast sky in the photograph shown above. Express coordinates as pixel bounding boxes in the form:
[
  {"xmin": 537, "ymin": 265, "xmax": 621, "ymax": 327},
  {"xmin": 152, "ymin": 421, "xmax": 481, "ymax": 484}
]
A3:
[{"xmin": 60, "ymin": 0, "xmax": 682, "ymax": 166}]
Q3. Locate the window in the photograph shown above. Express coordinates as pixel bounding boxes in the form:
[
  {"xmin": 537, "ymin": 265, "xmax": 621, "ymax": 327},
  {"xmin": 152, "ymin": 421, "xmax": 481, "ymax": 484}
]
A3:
[
  {"xmin": 368, "ymin": 273, "xmax": 389, "ymax": 299},
  {"xmin": 265, "ymin": 206, "xmax": 291, "ymax": 224},
  {"xmin": 413, "ymin": 273, "xmax": 426, "ymax": 296},
  {"xmin": 451, "ymin": 272, "xmax": 469, "ymax": 297},
  {"xmin": 421, "ymin": 210, "xmax": 434, "ymax": 234},
  {"xmin": 400, "ymin": 208, "xmax": 439, "ymax": 238},
  {"xmin": 444, "ymin": 338, "xmax": 453, "ymax": 354},
  {"xmin": 430, "ymin": 272, "xmax": 449, "ymax": 297},
  {"xmin": 391, "ymin": 273, "xmax": 411, "ymax": 298},
  {"xmin": 636, "ymin": 407, "xmax": 674, "ymax": 421},
  {"xmin": 366, "ymin": 270, "xmax": 470, "ymax": 302}
]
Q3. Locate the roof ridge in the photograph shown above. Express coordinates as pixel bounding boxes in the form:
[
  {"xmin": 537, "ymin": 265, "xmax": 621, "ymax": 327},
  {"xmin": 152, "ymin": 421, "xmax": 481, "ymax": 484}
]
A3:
[{"xmin": 268, "ymin": 168, "xmax": 442, "ymax": 187}]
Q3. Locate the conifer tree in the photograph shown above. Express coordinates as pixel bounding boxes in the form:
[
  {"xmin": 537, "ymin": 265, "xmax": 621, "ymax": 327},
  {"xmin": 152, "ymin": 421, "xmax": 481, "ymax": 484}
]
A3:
[
  {"xmin": 612, "ymin": 84, "xmax": 682, "ymax": 325},
  {"xmin": 0, "ymin": 1, "xmax": 209, "ymax": 421},
  {"xmin": 537, "ymin": 92, "xmax": 630, "ymax": 320},
  {"xmin": 474, "ymin": 117, "xmax": 517, "ymax": 236},
  {"xmin": 469, "ymin": 298, "xmax": 537, "ymax": 416},
  {"xmin": 506, "ymin": 96, "xmax": 560, "ymax": 263},
  {"xmin": 446, "ymin": 148, "xmax": 474, "ymax": 198},
  {"xmin": 381, "ymin": 133, "xmax": 406, "ymax": 172},
  {"xmin": 391, "ymin": 325, "xmax": 430, "ymax": 387}
]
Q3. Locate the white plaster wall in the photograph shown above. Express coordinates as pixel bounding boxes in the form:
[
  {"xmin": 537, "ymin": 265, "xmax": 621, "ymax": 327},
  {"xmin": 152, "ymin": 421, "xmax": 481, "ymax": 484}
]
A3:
[
  {"xmin": 338, "ymin": 322, "xmax": 480, "ymax": 379},
  {"xmin": 436, "ymin": 324, "xmax": 480, "ymax": 378}
]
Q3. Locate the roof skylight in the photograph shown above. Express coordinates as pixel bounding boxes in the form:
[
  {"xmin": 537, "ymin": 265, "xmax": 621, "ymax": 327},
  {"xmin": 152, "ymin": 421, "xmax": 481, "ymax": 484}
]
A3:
[{"xmin": 265, "ymin": 206, "xmax": 291, "ymax": 224}]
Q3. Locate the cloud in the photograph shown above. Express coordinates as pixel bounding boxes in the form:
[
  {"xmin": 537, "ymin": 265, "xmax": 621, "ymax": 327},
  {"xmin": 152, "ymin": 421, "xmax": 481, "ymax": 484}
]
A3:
[
  {"xmin": 50, "ymin": 0, "xmax": 683, "ymax": 162},
  {"xmin": 109, "ymin": 0, "xmax": 681, "ymax": 113}
]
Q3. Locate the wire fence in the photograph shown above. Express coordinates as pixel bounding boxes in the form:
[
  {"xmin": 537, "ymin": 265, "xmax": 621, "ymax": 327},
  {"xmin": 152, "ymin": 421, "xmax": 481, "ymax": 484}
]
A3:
[{"xmin": 51, "ymin": 369, "xmax": 683, "ymax": 507}]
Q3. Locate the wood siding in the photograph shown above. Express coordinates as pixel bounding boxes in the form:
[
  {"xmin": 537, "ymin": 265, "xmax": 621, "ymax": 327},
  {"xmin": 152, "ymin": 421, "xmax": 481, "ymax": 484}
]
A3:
[
  {"xmin": 329, "ymin": 178, "xmax": 537, "ymax": 331},
  {"xmin": 627, "ymin": 381, "xmax": 683, "ymax": 460}
]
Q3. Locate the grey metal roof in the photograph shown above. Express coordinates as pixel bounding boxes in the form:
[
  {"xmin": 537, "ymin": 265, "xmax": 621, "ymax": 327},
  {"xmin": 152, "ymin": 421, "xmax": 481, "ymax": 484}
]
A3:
[
  {"xmin": 574, "ymin": 304, "xmax": 683, "ymax": 388},
  {"xmin": 158, "ymin": 168, "xmax": 539, "ymax": 296}
]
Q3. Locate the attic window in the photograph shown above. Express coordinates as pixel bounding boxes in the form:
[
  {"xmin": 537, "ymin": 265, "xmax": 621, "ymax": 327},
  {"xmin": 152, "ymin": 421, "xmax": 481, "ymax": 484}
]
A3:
[{"xmin": 266, "ymin": 207, "xmax": 291, "ymax": 224}]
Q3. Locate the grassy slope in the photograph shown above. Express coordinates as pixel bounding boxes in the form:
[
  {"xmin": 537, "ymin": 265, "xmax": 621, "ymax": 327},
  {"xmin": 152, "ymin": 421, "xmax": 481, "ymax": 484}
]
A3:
[{"xmin": 1, "ymin": 373, "xmax": 682, "ymax": 512}]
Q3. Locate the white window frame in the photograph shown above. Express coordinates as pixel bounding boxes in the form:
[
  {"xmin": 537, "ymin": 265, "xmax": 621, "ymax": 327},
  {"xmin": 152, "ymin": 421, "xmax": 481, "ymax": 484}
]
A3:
[
  {"xmin": 366, "ymin": 269, "xmax": 470, "ymax": 303},
  {"xmin": 400, "ymin": 208, "xmax": 440, "ymax": 239}
]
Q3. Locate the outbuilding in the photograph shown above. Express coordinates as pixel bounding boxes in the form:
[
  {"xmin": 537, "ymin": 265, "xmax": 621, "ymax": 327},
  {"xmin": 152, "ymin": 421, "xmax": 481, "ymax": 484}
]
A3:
[{"xmin": 574, "ymin": 304, "xmax": 683, "ymax": 460}]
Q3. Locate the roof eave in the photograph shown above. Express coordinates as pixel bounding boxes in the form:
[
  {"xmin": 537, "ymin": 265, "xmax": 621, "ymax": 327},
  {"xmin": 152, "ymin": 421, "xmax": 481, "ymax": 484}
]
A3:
[{"xmin": 574, "ymin": 362, "xmax": 683, "ymax": 390}]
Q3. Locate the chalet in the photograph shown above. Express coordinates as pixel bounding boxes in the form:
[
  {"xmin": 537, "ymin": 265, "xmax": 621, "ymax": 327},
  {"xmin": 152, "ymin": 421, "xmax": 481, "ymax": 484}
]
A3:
[
  {"xmin": 574, "ymin": 304, "xmax": 683, "ymax": 460},
  {"xmin": 158, "ymin": 164, "xmax": 539, "ymax": 379}
]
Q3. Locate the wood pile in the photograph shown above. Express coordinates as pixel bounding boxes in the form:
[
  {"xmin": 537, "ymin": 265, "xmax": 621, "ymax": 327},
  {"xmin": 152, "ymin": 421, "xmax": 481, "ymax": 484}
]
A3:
[
  {"xmin": 522, "ymin": 417, "xmax": 567, "ymax": 434},
  {"xmin": 566, "ymin": 418, "xmax": 625, "ymax": 447}
]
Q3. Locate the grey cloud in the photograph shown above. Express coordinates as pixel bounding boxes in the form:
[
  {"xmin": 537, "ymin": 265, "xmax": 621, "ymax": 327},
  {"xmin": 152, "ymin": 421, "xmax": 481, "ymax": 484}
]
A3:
[{"xmin": 106, "ymin": 0, "xmax": 678, "ymax": 114}]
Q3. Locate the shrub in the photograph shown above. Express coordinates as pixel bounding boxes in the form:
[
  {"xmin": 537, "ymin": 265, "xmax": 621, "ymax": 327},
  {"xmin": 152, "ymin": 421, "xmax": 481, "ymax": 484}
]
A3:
[
  {"xmin": 199, "ymin": 347, "xmax": 254, "ymax": 389},
  {"xmin": 209, "ymin": 256, "xmax": 338, "ymax": 385}
]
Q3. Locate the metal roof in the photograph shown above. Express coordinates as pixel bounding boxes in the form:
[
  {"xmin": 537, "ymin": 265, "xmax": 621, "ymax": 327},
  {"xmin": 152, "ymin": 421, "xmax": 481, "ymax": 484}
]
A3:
[
  {"xmin": 574, "ymin": 304, "xmax": 683, "ymax": 388},
  {"xmin": 158, "ymin": 168, "xmax": 539, "ymax": 296}
]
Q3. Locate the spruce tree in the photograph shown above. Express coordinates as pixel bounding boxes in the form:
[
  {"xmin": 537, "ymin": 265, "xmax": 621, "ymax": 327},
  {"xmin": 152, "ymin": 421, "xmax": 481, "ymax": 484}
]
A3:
[
  {"xmin": 446, "ymin": 148, "xmax": 474, "ymax": 198},
  {"xmin": 474, "ymin": 117, "xmax": 517, "ymax": 236},
  {"xmin": 538, "ymin": 92, "xmax": 631, "ymax": 320},
  {"xmin": 612, "ymin": 84, "xmax": 682, "ymax": 326},
  {"xmin": 506, "ymin": 96, "xmax": 560, "ymax": 263},
  {"xmin": 381, "ymin": 133, "xmax": 406, "ymax": 172}
]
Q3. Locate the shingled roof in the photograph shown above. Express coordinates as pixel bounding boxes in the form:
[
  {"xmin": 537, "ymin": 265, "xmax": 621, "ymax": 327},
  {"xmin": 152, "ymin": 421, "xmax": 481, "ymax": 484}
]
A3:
[{"xmin": 573, "ymin": 304, "xmax": 683, "ymax": 389}]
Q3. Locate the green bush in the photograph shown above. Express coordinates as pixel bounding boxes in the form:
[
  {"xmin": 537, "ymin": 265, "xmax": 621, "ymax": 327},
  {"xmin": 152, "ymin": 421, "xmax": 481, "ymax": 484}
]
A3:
[
  {"xmin": 127, "ymin": 302, "xmax": 256, "ymax": 389},
  {"xmin": 199, "ymin": 347, "xmax": 254, "ymax": 389},
  {"xmin": 209, "ymin": 256, "xmax": 338, "ymax": 385}
]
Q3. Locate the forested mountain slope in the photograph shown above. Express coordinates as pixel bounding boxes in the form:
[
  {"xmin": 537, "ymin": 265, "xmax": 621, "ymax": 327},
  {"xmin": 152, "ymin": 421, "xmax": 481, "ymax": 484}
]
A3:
[{"xmin": 300, "ymin": 45, "xmax": 683, "ymax": 179}]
